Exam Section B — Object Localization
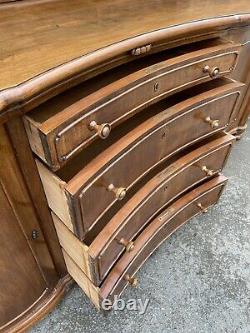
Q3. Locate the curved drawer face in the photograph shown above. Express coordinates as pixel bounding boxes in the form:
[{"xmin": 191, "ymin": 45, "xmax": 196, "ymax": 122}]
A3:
[
  {"xmin": 52, "ymin": 134, "xmax": 233, "ymax": 287},
  {"xmin": 63, "ymin": 80, "xmax": 242, "ymax": 238},
  {"xmin": 37, "ymin": 81, "xmax": 243, "ymax": 239},
  {"xmin": 25, "ymin": 41, "xmax": 241, "ymax": 170},
  {"xmin": 100, "ymin": 175, "xmax": 227, "ymax": 302},
  {"xmin": 88, "ymin": 133, "xmax": 234, "ymax": 283}
]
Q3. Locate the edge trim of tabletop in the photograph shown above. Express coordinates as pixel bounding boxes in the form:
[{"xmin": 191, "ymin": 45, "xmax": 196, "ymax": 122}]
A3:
[{"xmin": 1, "ymin": 14, "xmax": 250, "ymax": 124}]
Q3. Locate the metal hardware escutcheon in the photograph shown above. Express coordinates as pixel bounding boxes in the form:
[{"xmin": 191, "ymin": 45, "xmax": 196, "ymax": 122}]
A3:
[
  {"xmin": 31, "ymin": 230, "xmax": 39, "ymax": 240},
  {"xmin": 131, "ymin": 44, "xmax": 152, "ymax": 56},
  {"xmin": 154, "ymin": 82, "xmax": 159, "ymax": 92}
]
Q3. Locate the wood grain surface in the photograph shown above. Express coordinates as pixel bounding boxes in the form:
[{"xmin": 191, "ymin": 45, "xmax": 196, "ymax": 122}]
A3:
[
  {"xmin": 52, "ymin": 133, "xmax": 234, "ymax": 286},
  {"xmin": 0, "ymin": 0, "xmax": 249, "ymax": 90},
  {"xmin": 0, "ymin": 0, "xmax": 249, "ymax": 123},
  {"xmin": 101, "ymin": 175, "xmax": 228, "ymax": 301},
  {"xmin": 23, "ymin": 39, "xmax": 241, "ymax": 169},
  {"xmin": 62, "ymin": 175, "xmax": 228, "ymax": 308}
]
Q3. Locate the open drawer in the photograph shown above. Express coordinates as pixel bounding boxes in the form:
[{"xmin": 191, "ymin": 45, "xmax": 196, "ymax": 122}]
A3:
[
  {"xmin": 38, "ymin": 79, "xmax": 243, "ymax": 240},
  {"xmin": 62, "ymin": 175, "xmax": 228, "ymax": 309},
  {"xmin": 53, "ymin": 133, "xmax": 234, "ymax": 286},
  {"xmin": 24, "ymin": 39, "xmax": 241, "ymax": 170}
]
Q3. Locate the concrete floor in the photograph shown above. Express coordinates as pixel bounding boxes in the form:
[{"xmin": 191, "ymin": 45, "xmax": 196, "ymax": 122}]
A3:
[{"xmin": 31, "ymin": 127, "xmax": 250, "ymax": 333}]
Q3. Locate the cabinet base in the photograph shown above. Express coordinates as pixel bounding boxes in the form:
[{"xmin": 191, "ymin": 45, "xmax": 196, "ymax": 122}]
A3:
[{"xmin": 1, "ymin": 275, "xmax": 73, "ymax": 333}]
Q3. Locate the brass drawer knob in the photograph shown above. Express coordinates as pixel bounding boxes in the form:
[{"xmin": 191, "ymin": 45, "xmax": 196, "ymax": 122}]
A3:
[
  {"xmin": 197, "ymin": 202, "xmax": 208, "ymax": 213},
  {"xmin": 204, "ymin": 116, "xmax": 220, "ymax": 129},
  {"xmin": 203, "ymin": 65, "xmax": 220, "ymax": 78},
  {"xmin": 118, "ymin": 238, "xmax": 135, "ymax": 252},
  {"xmin": 89, "ymin": 120, "xmax": 111, "ymax": 139},
  {"xmin": 201, "ymin": 165, "xmax": 215, "ymax": 177},
  {"xmin": 107, "ymin": 184, "xmax": 127, "ymax": 200},
  {"xmin": 124, "ymin": 274, "xmax": 138, "ymax": 287}
]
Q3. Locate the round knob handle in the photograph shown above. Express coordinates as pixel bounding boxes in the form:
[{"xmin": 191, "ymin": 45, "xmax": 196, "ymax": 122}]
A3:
[
  {"xmin": 89, "ymin": 120, "xmax": 111, "ymax": 139},
  {"xmin": 201, "ymin": 165, "xmax": 215, "ymax": 177},
  {"xmin": 124, "ymin": 274, "xmax": 138, "ymax": 287},
  {"xmin": 203, "ymin": 65, "xmax": 220, "ymax": 78},
  {"xmin": 107, "ymin": 184, "xmax": 126, "ymax": 200},
  {"xmin": 204, "ymin": 116, "xmax": 220, "ymax": 129},
  {"xmin": 197, "ymin": 202, "xmax": 208, "ymax": 214},
  {"xmin": 118, "ymin": 238, "xmax": 135, "ymax": 252}
]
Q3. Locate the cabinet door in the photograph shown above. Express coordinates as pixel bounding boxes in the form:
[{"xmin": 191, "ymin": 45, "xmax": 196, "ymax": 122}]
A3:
[
  {"xmin": 0, "ymin": 183, "xmax": 46, "ymax": 327},
  {"xmin": 0, "ymin": 121, "xmax": 64, "ymax": 331}
]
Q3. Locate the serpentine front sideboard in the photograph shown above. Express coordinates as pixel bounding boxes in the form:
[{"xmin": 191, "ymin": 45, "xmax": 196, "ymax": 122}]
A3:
[{"xmin": 0, "ymin": 1, "xmax": 250, "ymax": 331}]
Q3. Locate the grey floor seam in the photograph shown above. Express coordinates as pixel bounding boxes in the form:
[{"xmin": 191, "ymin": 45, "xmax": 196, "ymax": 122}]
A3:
[{"xmin": 30, "ymin": 126, "xmax": 250, "ymax": 333}]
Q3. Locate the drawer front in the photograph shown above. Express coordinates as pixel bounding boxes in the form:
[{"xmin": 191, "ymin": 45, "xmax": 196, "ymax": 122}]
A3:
[
  {"xmin": 55, "ymin": 47, "xmax": 238, "ymax": 162},
  {"xmin": 89, "ymin": 134, "xmax": 234, "ymax": 283},
  {"xmin": 25, "ymin": 41, "xmax": 241, "ymax": 169},
  {"xmin": 67, "ymin": 81, "xmax": 242, "ymax": 238},
  {"xmin": 100, "ymin": 175, "xmax": 227, "ymax": 302}
]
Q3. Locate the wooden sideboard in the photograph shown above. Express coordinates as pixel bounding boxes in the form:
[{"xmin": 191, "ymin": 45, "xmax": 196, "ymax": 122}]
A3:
[{"xmin": 0, "ymin": 1, "xmax": 249, "ymax": 331}]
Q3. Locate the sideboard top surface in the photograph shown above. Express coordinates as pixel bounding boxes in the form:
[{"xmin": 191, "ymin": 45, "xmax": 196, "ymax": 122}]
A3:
[
  {"xmin": 1, "ymin": 0, "xmax": 250, "ymax": 90},
  {"xmin": 0, "ymin": 0, "xmax": 250, "ymax": 123}
]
